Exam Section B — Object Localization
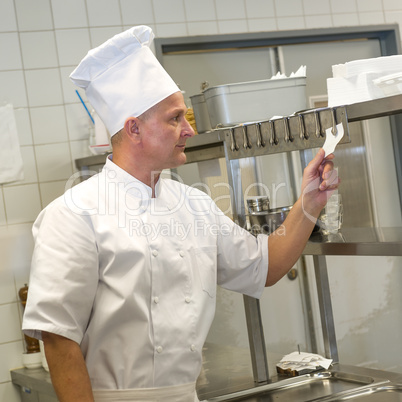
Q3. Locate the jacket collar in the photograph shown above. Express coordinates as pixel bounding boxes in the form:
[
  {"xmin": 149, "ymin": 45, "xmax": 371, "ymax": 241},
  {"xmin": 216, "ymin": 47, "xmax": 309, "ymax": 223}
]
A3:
[{"xmin": 103, "ymin": 155, "xmax": 177, "ymax": 211}]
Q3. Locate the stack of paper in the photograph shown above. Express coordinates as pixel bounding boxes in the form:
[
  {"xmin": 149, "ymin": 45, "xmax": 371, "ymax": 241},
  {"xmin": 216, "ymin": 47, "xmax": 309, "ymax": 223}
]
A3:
[
  {"xmin": 271, "ymin": 65, "xmax": 306, "ymax": 80},
  {"xmin": 276, "ymin": 351, "xmax": 333, "ymax": 376},
  {"xmin": 327, "ymin": 55, "xmax": 402, "ymax": 106}
]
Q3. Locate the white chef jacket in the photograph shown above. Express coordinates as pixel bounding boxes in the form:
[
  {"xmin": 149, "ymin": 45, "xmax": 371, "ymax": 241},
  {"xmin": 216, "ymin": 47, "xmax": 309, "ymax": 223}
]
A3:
[{"xmin": 23, "ymin": 157, "xmax": 268, "ymax": 390}]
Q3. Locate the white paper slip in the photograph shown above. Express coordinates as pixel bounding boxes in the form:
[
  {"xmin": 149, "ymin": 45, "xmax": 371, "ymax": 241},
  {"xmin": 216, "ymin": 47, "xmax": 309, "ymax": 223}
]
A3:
[
  {"xmin": 323, "ymin": 123, "xmax": 344, "ymax": 157},
  {"xmin": 279, "ymin": 351, "xmax": 333, "ymax": 370}
]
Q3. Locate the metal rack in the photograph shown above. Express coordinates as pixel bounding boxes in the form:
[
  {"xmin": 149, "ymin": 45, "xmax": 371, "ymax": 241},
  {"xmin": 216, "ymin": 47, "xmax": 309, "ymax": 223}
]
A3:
[{"xmin": 178, "ymin": 95, "xmax": 402, "ymax": 385}]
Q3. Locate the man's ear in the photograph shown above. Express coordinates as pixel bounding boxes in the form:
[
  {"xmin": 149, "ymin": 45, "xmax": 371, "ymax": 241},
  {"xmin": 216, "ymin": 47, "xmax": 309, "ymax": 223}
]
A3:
[{"xmin": 124, "ymin": 117, "xmax": 141, "ymax": 142}]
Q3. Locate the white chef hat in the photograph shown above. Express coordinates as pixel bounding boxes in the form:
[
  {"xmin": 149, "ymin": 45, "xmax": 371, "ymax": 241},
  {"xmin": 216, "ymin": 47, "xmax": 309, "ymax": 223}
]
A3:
[{"xmin": 69, "ymin": 25, "xmax": 180, "ymax": 136}]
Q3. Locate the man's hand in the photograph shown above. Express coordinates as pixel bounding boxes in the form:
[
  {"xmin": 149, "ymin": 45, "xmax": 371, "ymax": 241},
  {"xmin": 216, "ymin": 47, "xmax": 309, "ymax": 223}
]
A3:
[{"xmin": 300, "ymin": 148, "xmax": 340, "ymax": 219}]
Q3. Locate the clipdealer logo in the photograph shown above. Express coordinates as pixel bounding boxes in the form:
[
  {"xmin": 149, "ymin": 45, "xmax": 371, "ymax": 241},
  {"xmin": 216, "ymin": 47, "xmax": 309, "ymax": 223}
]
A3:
[
  {"xmin": 63, "ymin": 168, "xmax": 293, "ymax": 233},
  {"xmin": 127, "ymin": 218, "xmax": 238, "ymax": 241}
]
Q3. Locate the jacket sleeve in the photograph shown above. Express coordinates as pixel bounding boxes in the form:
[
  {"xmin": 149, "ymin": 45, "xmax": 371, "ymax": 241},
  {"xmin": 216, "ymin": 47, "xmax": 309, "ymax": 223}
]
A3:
[
  {"xmin": 22, "ymin": 199, "xmax": 99, "ymax": 344},
  {"xmin": 215, "ymin": 212, "xmax": 268, "ymax": 299}
]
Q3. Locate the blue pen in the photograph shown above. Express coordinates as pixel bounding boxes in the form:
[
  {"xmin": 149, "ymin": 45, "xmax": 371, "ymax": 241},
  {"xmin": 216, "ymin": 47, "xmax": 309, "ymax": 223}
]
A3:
[{"xmin": 75, "ymin": 90, "xmax": 95, "ymax": 124}]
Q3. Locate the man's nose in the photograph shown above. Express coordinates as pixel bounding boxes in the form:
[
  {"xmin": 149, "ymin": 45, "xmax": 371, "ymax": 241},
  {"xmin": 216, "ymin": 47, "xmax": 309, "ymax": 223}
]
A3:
[{"xmin": 182, "ymin": 118, "xmax": 195, "ymax": 138}]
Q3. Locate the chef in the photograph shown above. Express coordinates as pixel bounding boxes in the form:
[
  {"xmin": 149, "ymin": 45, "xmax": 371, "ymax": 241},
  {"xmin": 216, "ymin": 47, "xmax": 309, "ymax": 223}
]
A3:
[{"xmin": 22, "ymin": 26, "xmax": 338, "ymax": 402}]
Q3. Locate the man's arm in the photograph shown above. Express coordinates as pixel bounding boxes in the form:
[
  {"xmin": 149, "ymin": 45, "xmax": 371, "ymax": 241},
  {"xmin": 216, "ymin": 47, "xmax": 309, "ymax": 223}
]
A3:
[
  {"xmin": 266, "ymin": 149, "xmax": 338, "ymax": 286},
  {"xmin": 42, "ymin": 331, "xmax": 94, "ymax": 402}
]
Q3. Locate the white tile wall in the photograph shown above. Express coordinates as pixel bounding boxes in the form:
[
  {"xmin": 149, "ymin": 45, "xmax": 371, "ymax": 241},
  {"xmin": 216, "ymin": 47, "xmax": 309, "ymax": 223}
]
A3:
[
  {"xmin": 14, "ymin": 0, "xmax": 53, "ymax": 31},
  {"xmin": 0, "ymin": 33, "xmax": 22, "ymax": 71},
  {"xmin": 277, "ymin": 16, "xmax": 306, "ymax": 30},
  {"xmin": 55, "ymin": 29, "xmax": 91, "ymax": 66},
  {"xmin": 305, "ymin": 14, "xmax": 333, "ymax": 29},
  {"xmin": 153, "ymin": 0, "xmax": 187, "ymax": 23},
  {"xmin": 0, "ymin": 191, "xmax": 6, "ymax": 226},
  {"xmin": 120, "ymin": 0, "xmax": 155, "ymax": 25},
  {"xmin": 245, "ymin": 0, "xmax": 275, "ymax": 19},
  {"xmin": 86, "ymin": 0, "xmax": 122, "ymax": 27},
  {"xmin": 330, "ymin": 0, "xmax": 358, "ymax": 13},
  {"xmin": 248, "ymin": 18, "xmax": 277, "ymax": 32},
  {"xmin": 3, "ymin": 146, "xmax": 38, "ymax": 186},
  {"xmin": 356, "ymin": 0, "xmax": 383, "ymax": 12},
  {"xmin": 7, "ymin": 224, "xmax": 34, "ymax": 285},
  {"xmin": 275, "ymin": 0, "xmax": 304, "ymax": 17},
  {"xmin": 3, "ymin": 185, "xmax": 42, "ymax": 225},
  {"xmin": 0, "ymin": 264, "xmax": 16, "ymax": 304},
  {"xmin": 35, "ymin": 143, "xmax": 73, "ymax": 182},
  {"xmin": 40, "ymin": 181, "xmax": 68, "ymax": 208},
  {"xmin": 188, "ymin": 21, "xmax": 219, "ymax": 36},
  {"xmin": 14, "ymin": 108, "xmax": 33, "ymax": 146},
  {"xmin": 215, "ymin": 0, "xmax": 246, "ymax": 20},
  {"xmin": 25, "ymin": 68, "xmax": 64, "ymax": 107},
  {"xmin": 303, "ymin": 0, "xmax": 331, "ymax": 15},
  {"xmin": 0, "ymin": 0, "xmax": 17, "ymax": 32},
  {"xmin": 185, "ymin": 0, "xmax": 217, "ymax": 22},
  {"xmin": 155, "ymin": 23, "xmax": 188, "ymax": 37},
  {"xmin": 0, "ymin": 341, "xmax": 24, "ymax": 383},
  {"xmin": 218, "ymin": 19, "xmax": 248, "ymax": 34},
  {"xmin": 20, "ymin": 32, "xmax": 58, "ymax": 69},
  {"xmin": 0, "ymin": 304, "xmax": 22, "ymax": 344},
  {"xmin": 1, "ymin": 0, "xmax": 402, "ymax": 397},
  {"xmin": 383, "ymin": 0, "xmax": 402, "ymax": 10},
  {"xmin": 30, "ymin": 106, "xmax": 68, "ymax": 144},
  {"xmin": 51, "ymin": 0, "xmax": 89, "ymax": 29},
  {"xmin": 0, "ymin": 71, "xmax": 28, "ymax": 107},
  {"xmin": 332, "ymin": 13, "xmax": 360, "ymax": 27},
  {"xmin": 360, "ymin": 12, "xmax": 385, "ymax": 25}
]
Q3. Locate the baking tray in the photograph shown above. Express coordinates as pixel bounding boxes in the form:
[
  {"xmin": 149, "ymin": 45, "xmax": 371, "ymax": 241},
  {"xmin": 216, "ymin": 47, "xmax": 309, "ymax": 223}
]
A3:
[{"xmin": 315, "ymin": 383, "xmax": 402, "ymax": 401}]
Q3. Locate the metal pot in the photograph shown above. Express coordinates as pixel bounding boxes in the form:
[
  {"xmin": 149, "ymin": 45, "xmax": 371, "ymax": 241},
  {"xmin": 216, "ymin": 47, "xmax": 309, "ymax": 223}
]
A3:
[
  {"xmin": 246, "ymin": 196, "xmax": 270, "ymax": 213},
  {"xmin": 249, "ymin": 206, "xmax": 291, "ymax": 235},
  {"xmin": 189, "ymin": 93, "xmax": 212, "ymax": 134}
]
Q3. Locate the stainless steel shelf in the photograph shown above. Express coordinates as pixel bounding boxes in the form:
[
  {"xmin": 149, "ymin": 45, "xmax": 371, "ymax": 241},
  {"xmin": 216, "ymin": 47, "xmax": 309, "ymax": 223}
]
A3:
[
  {"xmin": 346, "ymin": 94, "xmax": 402, "ymax": 122},
  {"xmin": 305, "ymin": 227, "xmax": 402, "ymax": 257}
]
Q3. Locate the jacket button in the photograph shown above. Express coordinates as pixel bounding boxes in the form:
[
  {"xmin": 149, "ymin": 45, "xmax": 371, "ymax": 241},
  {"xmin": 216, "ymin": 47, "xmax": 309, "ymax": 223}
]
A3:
[
  {"xmin": 179, "ymin": 250, "xmax": 185, "ymax": 257},
  {"xmin": 152, "ymin": 250, "xmax": 158, "ymax": 257},
  {"xmin": 154, "ymin": 297, "xmax": 159, "ymax": 304},
  {"xmin": 156, "ymin": 346, "xmax": 163, "ymax": 353},
  {"xmin": 190, "ymin": 344, "xmax": 196, "ymax": 352},
  {"xmin": 185, "ymin": 297, "xmax": 191, "ymax": 303}
]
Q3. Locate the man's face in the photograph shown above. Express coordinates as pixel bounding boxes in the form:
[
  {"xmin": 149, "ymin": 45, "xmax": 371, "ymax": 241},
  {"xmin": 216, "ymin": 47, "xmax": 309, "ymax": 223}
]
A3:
[{"xmin": 138, "ymin": 92, "xmax": 195, "ymax": 172}]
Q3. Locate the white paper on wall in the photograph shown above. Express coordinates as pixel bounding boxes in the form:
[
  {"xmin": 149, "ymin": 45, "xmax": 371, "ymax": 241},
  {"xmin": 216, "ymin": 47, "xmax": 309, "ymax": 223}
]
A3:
[{"xmin": 0, "ymin": 104, "xmax": 24, "ymax": 184}]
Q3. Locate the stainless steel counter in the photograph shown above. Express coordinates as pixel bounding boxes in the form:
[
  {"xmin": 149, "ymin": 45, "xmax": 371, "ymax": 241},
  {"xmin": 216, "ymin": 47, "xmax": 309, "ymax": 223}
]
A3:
[
  {"xmin": 11, "ymin": 360, "xmax": 402, "ymax": 402},
  {"xmin": 11, "ymin": 367, "xmax": 57, "ymax": 401}
]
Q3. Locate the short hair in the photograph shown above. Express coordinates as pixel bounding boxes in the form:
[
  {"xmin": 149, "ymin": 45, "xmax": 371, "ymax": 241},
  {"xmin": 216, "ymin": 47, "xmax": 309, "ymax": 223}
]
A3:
[{"xmin": 111, "ymin": 129, "xmax": 124, "ymax": 148}]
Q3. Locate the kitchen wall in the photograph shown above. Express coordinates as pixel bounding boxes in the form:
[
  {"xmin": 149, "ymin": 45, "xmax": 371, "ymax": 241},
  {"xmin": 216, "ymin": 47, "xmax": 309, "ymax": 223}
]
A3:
[{"xmin": 1, "ymin": 0, "xmax": 402, "ymax": 400}]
